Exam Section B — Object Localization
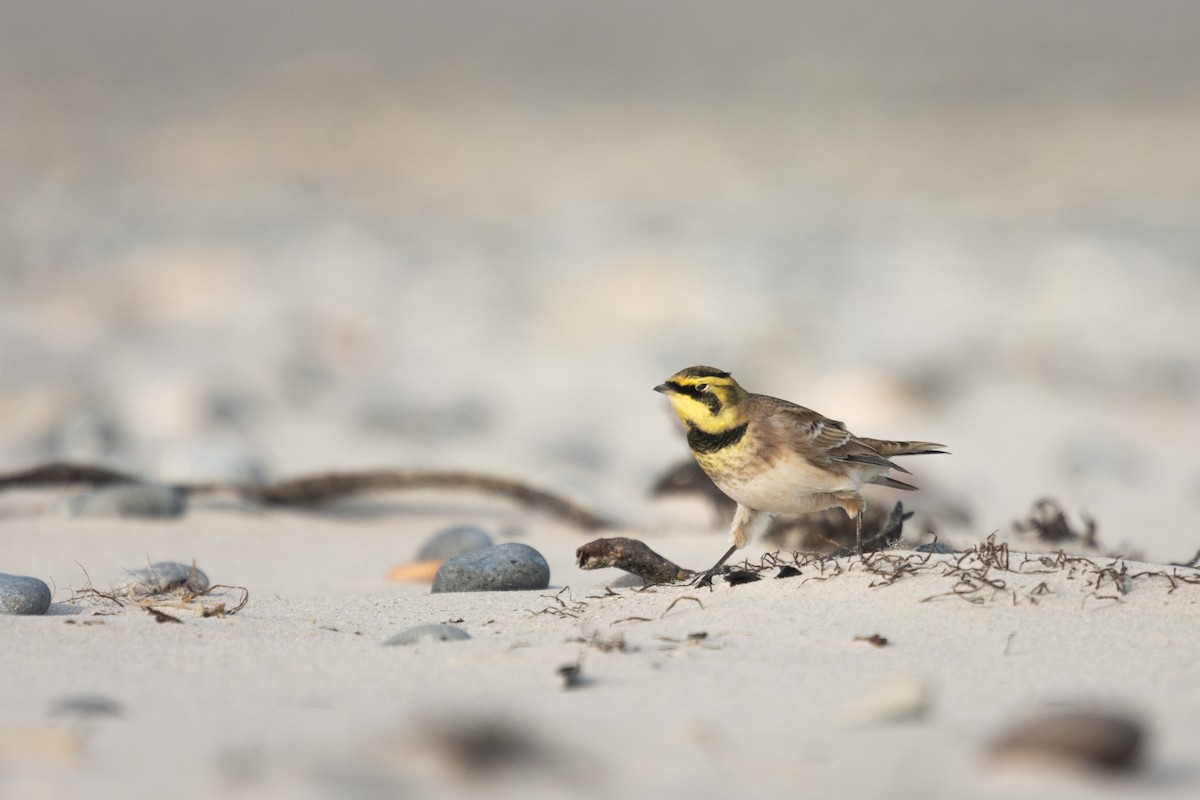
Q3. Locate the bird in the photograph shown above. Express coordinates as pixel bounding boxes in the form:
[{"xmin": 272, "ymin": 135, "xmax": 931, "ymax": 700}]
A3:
[{"xmin": 655, "ymin": 365, "xmax": 946, "ymax": 586}]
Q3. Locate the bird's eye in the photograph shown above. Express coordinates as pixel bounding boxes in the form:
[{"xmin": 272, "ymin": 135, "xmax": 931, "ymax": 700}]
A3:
[{"xmin": 694, "ymin": 383, "xmax": 708, "ymax": 392}]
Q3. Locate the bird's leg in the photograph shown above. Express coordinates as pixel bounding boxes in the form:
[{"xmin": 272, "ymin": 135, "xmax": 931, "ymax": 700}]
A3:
[
  {"xmin": 693, "ymin": 543, "xmax": 740, "ymax": 588},
  {"xmin": 830, "ymin": 491, "xmax": 866, "ymax": 558},
  {"xmin": 693, "ymin": 504, "xmax": 770, "ymax": 588}
]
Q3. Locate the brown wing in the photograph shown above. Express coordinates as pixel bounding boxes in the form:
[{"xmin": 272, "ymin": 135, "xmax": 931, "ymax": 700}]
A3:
[{"xmin": 755, "ymin": 395, "xmax": 904, "ymax": 473}]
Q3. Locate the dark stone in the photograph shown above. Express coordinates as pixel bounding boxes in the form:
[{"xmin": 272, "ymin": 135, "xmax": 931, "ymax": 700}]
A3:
[
  {"xmin": 431, "ymin": 543, "xmax": 550, "ymax": 593},
  {"xmin": 0, "ymin": 573, "xmax": 52, "ymax": 615}
]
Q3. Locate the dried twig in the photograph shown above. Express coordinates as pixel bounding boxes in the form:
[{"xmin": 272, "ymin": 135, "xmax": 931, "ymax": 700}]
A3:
[{"xmin": 576, "ymin": 537, "xmax": 692, "ymax": 583}]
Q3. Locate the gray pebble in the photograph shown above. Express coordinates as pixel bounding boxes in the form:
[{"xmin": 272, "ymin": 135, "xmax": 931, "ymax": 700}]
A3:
[
  {"xmin": 67, "ymin": 483, "xmax": 186, "ymax": 519},
  {"xmin": 989, "ymin": 709, "xmax": 1145, "ymax": 772},
  {"xmin": 417, "ymin": 525, "xmax": 494, "ymax": 561},
  {"xmin": 382, "ymin": 623, "xmax": 471, "ymax": 646},
  {"xmin": 113, "ymin": 561, "xmax": 210, "ymax": 596},
  {"xmin": 49, "ymin": 694, "xmax": 123, "ymax": 718},
  {"xmin": 0, "ymin": 573, "xmax": 52, "ymax": 615},
  {"xmin": 913, "ymin": 542, "xmax": 956, "ymax": 554},
  {"xmin": 431, "ymin": 543, "xmax": 550, "ymax": 593}
]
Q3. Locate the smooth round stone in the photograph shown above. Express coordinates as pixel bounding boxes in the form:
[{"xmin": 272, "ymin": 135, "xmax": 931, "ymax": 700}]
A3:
[
  {"xmin": 0, "ymin": 573, "xmax": 52, "ymax": 615},
  {"xmin": 66, "ymin": 483, "xmax": 187, "ymax": 519},
  {"xmin": 431, "ymin": 543, "xmax": 551, "ymax": 593},
  {"xmin": 382, "ymin": 623, "xmax": 471, "ymax": 646},
  {"xmin": 113, "ymin": 562, "xmax": 210, "ymax": 595},
  {"xmin": 989, "ymin": 709, "xmax": 1145, "ymax": 772},
  {"xmin": 416, "ymin": 525, "xmax": 494, "ymax": 561},
  {"xmin": 49, "ymin": 694, "xmax": 123, "ymax": 718}
]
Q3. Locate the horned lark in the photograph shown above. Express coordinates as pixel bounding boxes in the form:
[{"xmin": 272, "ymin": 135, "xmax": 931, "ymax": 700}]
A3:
[{"xmin": 655, "ymin": 366, "xmax": 946, "ymax": 586}]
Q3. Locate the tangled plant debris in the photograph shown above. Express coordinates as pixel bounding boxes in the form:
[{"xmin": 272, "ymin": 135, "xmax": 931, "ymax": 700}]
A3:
[{"xmin": 68, "ymin": 563, "xmax": 249, "ymax": 618}]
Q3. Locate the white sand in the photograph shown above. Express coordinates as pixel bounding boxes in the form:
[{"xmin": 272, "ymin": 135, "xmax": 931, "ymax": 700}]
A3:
[{"xmin": 3, "ymin": 495, "xmax": 1198, "ymax": 799}]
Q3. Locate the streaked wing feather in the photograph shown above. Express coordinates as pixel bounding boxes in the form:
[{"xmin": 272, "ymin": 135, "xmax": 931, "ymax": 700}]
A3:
[{"xmin": 767, "ymin": 398, "xmax": 943, "ymax": 475}]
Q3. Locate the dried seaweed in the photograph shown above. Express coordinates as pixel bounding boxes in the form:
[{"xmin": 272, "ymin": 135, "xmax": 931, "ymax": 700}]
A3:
[
  {"xmin": 1013, "ymin": 497, "xmax": 1098, "ymax": 547},
  {"xmin": 531, "ymin": 587, "xmax": 588, "ymax": 618},
  {"xmin": 66, "ymin": 566, "xmax": 248, "ymax": 618},
  {"xmin": 853, "ymin": 634, "xmax": 889, "ymax": 647}
]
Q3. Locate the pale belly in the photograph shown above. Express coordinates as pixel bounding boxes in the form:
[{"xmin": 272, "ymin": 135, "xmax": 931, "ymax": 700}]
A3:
[{"xmin": 702, "ymin": 451, "xmax": 867, "ymax": 514}]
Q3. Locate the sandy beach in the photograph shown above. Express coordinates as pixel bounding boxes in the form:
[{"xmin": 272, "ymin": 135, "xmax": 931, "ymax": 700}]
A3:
[
  {"xmin": 4, "ymin": 2, "xmax": 1200, "ymax": 797},
  {"xmin": 2, "ymin": 492, "xmax": 1199, "ymax": 799}
]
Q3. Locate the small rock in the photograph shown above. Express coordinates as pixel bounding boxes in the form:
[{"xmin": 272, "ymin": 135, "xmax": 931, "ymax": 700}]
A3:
[
  {"xmin": 431, "ymin": 543, "xmax": 550, "ymax": 593},
  {"xmin": 558, "ymin": 662, "xmax": 588, "ymax": 689},
  {"xmin": 988, "ymin": 709, "xmax": 1145, "ymax": 772},
  {"xmin": 0, "ymin": 573, "xmax": 52, "ymax": 615},
  {"xmin": 913, "ymin": 541, "xmax": 956, "ymax": 554},
  {"xmin": 112, "ymin": 561, "xmax": 209, "ymax": 596},
  {"xmin": 49, "ymin": 694, "xmax": 123, "ymax": 718},
  {"xmin": 417, "ymin": 525, "xmax": 494, "ymax": 561},
  {"xmin": 66, "ymin": 483, "xmax": 186, "ymax": 519},
  {"xmin": 382, "ymin": 623, "xmax": 471, "ymax": 646}
]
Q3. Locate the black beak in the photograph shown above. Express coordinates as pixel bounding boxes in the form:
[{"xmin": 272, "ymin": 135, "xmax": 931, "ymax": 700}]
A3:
[{"xmin": 653, "ymin": 383, "xmax": 674, "ymax": 394}]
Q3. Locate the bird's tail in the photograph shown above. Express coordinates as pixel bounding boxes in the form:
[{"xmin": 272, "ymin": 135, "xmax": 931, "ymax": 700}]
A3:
[{"xmin": 859, "ymin": 439, "xmax": 948, "ymax": 458}]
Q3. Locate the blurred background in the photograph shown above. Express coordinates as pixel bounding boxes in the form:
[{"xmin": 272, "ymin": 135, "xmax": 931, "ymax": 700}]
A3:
[{"xmin": 3, "ymin": 1, "xmax": 1199, "ymax": 558}]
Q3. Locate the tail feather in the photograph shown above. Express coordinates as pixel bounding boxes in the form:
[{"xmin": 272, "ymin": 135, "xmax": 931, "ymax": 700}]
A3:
[
  {"xmin": 870, "ymin": 475, "xmax": 919, "ymax": 491},
  {"xmin": 859, "ymin": 438, "xmax": 948, "ymax": 458}
]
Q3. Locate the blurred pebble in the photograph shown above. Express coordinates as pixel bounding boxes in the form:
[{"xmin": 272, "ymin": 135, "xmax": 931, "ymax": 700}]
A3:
[
  {"xmin": 382, "ymin": 623, "xmax": 471, "ymax": 646},
  {"xmin": 988, "ymin": 709, "xmax": 1145, "ymax": 772},
  {"xmin": 416, "ymin": 525, "xmax": 494, "ymax": 561},
  {"xmin": 0, "ymin": 573, "xmax": 52, "ymax": 615},
  {"xmin": 66, "ymin": 483, "xmax": 186, "ymax": 518},
  {"xmin": 913, "ymin": 541, "xmax": 956, "ymax": 554},
  {"xmin": 839, "ymin": 677, "xmax": 931, "ymax": 726},
  {"xmin": 113, "ymin": 561, "xmax": 209, "ymax": 595},
  {"xmin": 431, "ymin": 543, "xmax": 550, "ymax": 593},
  {"xmin": 49, "ymin": 694, "xmax": 123, "ymax": 718}
]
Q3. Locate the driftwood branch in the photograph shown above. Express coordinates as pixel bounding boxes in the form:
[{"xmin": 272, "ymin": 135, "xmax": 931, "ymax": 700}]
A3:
[
  {"xmin": 0, "ymin": 462, "xmax": 144, "ymax": 489},
  {"xmin": 0, "ymin": 462, "xmax": 616, "ymax": 531},
  {"xmin": 576, "ymin": 537, "xmax": 692, "ymax": 583},
  {"xmin": 236, "ymin": 470, "xmax": 614, "ymax": 530}
]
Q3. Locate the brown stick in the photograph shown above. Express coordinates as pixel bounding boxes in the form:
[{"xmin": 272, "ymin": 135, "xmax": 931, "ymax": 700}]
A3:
[
  {"xmin": 576, "ymin": 537, "xmax": 692, "ymax": 583},
  {"xmin": 0, "ymin": 462, "xmax": 616, "ymax": 531},
  {"xmin": 235, "ymin": 470, "xmax": 614, "ymax": 530},
  {"xmin": 0, "ymin": 462, "xmax": 144, "ymax": 488}
]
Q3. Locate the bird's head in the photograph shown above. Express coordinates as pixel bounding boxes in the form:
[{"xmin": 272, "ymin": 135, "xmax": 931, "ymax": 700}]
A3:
[{"xmin": 654, "ymin": 366, "xmax": 746, "ymax": 432}]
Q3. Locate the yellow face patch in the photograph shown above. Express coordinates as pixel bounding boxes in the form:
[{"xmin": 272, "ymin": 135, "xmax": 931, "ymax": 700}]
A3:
[{"xmin": 655, "ymin": 369, "xmax": 745, "ymax": 433}]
